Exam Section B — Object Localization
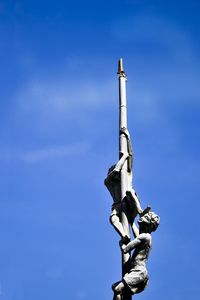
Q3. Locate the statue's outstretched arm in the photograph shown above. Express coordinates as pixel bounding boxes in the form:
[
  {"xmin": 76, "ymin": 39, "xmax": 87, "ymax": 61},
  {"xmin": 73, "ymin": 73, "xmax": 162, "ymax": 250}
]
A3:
[
  {"xmin": 109, "ymin": 127, "xmax": 131, "ymax": 175},
  {"xmin": 122, "ymin": 237, "xmax": 142, "ymax": 253},
  {"xmin": 122, "ymin": 233, "xmax": 151, "ymax": 253},
  {"xmin": 105, "ymin": 151, "xmax": 128, "ymax": 184},
  {"xmin": 114, "ymin": 152, "xmax": 129, "ymax": 172},
  {"xmin": 120, "ymin": 127, "xmax": 133, "ymax": 172}
]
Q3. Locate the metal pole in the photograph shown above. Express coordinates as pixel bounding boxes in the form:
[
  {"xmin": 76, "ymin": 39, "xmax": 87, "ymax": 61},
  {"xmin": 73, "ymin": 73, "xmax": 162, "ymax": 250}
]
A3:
[{"xmin": 118, "ymin": 59, "xmax": 132, "ymax": 300}]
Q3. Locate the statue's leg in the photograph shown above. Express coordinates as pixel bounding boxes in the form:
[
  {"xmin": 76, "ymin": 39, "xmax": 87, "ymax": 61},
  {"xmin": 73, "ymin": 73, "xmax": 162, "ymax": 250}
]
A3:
[
  {"xmin": 110, "ymin": 213, "xmax": 125, "ymax": 239},
  {"xmin": 112, "ymin": 281, "xmax": 125, "ymax": 300},
  {"xmin": 114, "ymin": 293, "xmax": 122, "ymax": 300},
  {"xmin": 121, "ymin": 201, "xmax": 130, "ymax": 240},
  {"xmin": 126, "ymin": 189, "xmax": 143, "ymax": 214}
]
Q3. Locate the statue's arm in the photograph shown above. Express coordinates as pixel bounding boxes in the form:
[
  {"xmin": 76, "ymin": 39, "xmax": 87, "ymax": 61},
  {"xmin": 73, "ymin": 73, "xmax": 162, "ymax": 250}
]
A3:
[
  {"xmin": 122, "ymin": 233, "xmax": 151, "ymax": 253},
  {"xmin": 120, "ymin": 128, "xmax": 132, "ymax": 153},
  {"xmin": 110, "ymin": 127, "xmax": 132, "ymax": 174},
  {"xmin": 122, "ymin": 237, "xmax": 141, "ymax": 253},
  {"xmin": 106, "ymin": 128, "xmax": 132, "ymax": 176},
  {"xmin": 104, "ymin": 153, "xmax": 128, "ymax": 186},
  {"xmin": 115, "ymin": 152, "xmax": 129, "ymax": 172}
]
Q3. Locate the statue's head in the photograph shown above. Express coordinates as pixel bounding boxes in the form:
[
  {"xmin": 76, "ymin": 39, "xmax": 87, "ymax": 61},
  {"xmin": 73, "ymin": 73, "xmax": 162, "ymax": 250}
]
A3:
[{"xmin": 138, "ymin": 211, "xmax": 160, "ymax": 233}]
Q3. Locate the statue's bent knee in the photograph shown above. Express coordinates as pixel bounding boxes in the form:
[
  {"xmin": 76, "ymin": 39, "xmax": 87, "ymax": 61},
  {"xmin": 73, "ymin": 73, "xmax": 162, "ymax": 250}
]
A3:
[{"xmin": 110, "ymin": 214, "xmax": 119, "ymax": 225}]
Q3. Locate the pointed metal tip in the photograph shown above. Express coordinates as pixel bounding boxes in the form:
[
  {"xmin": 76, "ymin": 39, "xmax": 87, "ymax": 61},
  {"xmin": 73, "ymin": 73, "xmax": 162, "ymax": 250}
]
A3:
[{"xmin": 118, "ymin": 58, "xmax": 124, "ymax": 74}]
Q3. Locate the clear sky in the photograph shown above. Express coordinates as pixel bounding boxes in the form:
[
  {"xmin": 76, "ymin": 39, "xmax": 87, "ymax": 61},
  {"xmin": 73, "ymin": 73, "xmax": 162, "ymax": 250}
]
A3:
[{"xmin": 0, "ymin": 0, "xmax": 200, "ymax": 299}]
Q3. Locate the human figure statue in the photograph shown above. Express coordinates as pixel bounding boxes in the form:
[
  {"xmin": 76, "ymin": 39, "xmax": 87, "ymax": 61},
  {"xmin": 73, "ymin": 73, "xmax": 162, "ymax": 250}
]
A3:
[
  {"xmin": 104, "ymin": 127, "xmax": 150, "ymax": 243},
  {"xmin": 112, "ymin": 211, "xmax": 160, "ymax": 299}
]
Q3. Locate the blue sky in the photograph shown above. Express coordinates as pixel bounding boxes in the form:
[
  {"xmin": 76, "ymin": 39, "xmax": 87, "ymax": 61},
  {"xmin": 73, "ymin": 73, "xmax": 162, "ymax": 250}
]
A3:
[{"xmin": 0, "ymin": 0, "xmax": 200, "ymax": 299}]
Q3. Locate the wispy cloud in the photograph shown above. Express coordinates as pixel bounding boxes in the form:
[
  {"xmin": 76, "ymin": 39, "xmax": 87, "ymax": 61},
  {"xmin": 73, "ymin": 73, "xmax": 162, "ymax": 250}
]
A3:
[
  {"xmin": 12, "ymin": 74, "xmax": 117, "ymax": 136},
  {"xmin": 13, "ymin": 12, "xmax": 200, "ymax": 136},
  {"xmin": 0, "ymin": 142, "xmax": 90, "ymax": 163},
  {"xmin": 22, "ymin": 142, "xmax": 90, "ymax": 163},
  {"xmin": 16, "ymin": 77, "xmax": 115, "ymax": 117},
  {"xmin": 9, "ymin": 13, "xmax": 200, "ymax": 162}
]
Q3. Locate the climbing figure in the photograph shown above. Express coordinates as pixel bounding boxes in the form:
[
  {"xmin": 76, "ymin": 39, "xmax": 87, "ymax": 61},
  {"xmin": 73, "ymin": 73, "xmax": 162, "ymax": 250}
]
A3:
[{"xmin": 112, "ymin": 211, "xmax": 160, "ymax": 300}]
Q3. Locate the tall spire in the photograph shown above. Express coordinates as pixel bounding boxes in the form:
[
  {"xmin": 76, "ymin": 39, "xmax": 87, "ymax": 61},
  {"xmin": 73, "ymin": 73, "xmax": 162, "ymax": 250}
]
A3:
[{"xmin": 118, "ymin": 59, "xmax": 131, "ymax": 300}]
